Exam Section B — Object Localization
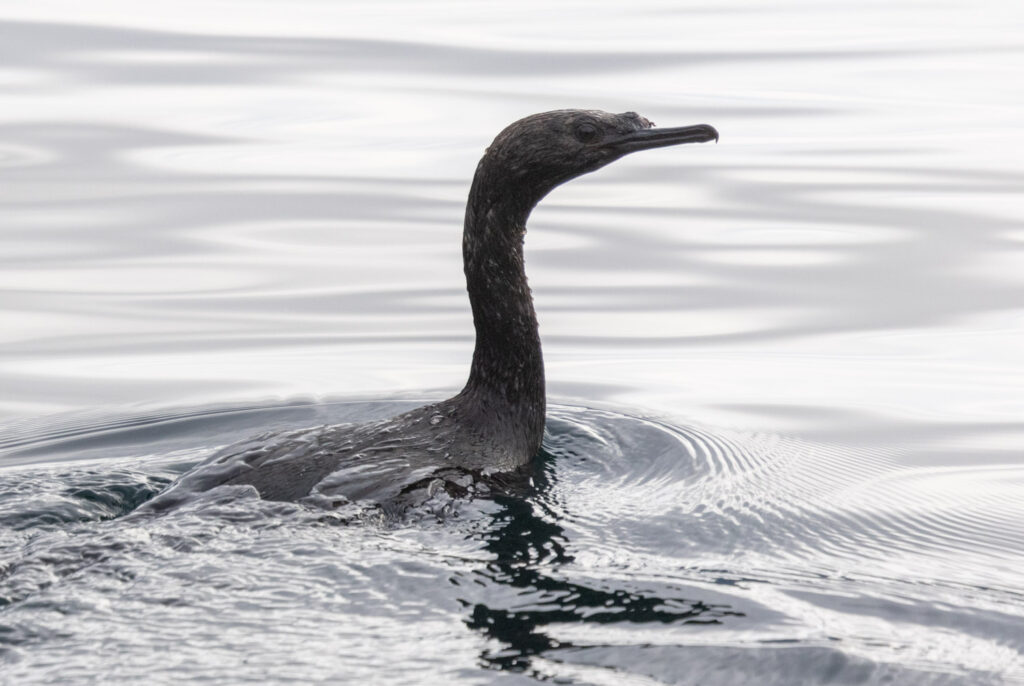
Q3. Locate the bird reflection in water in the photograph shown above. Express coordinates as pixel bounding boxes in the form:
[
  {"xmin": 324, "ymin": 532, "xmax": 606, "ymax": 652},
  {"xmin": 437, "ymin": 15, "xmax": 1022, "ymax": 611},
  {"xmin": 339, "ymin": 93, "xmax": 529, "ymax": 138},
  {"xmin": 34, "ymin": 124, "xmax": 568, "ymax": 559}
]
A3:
[{"xmin": 458, "ymin": 447, "xmax": 742, "ymax": 673}]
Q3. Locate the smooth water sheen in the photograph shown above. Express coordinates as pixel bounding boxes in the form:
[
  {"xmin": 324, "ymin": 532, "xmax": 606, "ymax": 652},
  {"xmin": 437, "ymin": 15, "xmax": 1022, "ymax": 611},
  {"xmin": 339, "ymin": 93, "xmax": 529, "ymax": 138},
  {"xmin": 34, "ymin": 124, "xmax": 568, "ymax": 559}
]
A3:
[{"xmin": 2, "ymin": 1, "xmax": 1024, "ymax": 684}]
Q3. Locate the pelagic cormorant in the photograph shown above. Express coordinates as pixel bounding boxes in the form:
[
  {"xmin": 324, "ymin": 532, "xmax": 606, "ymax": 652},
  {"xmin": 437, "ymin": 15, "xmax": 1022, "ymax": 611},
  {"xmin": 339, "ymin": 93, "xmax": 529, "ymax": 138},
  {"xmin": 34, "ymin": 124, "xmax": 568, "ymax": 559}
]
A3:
[{"xmin": 144, "ymin": 110, "xmax": 717, "ymax": 513}]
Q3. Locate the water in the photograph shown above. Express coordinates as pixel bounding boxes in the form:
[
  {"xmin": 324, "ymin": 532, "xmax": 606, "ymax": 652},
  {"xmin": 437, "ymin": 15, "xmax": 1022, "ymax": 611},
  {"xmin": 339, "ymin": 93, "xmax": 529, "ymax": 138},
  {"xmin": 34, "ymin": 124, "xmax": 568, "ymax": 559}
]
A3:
[{"xmin": 2, "ymin": 1, "xmax": 1023, "ymax": 683}]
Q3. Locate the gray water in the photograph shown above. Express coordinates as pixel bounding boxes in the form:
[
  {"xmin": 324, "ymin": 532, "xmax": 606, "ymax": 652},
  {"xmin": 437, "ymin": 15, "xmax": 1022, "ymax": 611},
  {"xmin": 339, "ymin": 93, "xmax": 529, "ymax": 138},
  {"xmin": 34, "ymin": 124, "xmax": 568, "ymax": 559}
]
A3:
[{"xmin": 2, "ymin": 1, "xmax": 1024, "ymax": 683}]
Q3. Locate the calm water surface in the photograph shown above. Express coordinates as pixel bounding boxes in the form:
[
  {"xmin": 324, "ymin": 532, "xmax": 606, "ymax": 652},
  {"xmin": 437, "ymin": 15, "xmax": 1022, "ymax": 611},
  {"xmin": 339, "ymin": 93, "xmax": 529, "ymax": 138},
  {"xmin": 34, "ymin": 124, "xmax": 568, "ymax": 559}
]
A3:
[{"xmin": 2, "ymin": 1, "xmax": 1023, "ymax": 683}]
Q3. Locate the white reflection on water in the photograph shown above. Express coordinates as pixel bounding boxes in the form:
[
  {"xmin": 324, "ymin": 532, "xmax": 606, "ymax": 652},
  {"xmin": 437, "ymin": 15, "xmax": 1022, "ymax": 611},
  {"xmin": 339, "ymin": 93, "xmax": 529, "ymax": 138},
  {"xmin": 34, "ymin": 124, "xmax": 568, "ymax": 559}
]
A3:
[{"xmin": 1, "ymin": 0, "xmax": 1023, "ymax": 683}]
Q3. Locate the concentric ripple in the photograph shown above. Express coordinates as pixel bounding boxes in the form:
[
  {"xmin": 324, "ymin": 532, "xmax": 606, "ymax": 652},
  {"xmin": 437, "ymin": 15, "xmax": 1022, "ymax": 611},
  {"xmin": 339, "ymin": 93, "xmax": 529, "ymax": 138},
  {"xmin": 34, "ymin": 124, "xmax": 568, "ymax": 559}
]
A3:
[{"xmin": 543, "ymin": 406, "xmax": 1024, "ymax": 577}]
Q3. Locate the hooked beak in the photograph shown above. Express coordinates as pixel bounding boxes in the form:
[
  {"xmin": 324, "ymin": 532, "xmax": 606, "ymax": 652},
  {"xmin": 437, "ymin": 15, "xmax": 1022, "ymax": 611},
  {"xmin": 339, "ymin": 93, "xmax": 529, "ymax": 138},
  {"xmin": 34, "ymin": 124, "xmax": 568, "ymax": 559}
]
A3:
[{"xmin": 609, "ymin": 123, "xmax": 719, "ymax": 154}]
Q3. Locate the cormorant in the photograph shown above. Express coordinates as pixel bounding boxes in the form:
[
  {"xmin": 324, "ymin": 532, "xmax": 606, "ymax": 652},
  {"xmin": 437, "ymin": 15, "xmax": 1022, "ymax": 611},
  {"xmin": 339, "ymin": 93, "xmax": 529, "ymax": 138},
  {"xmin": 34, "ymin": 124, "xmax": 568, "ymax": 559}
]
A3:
[{"xmin": 143, "ymin": 110, "xmax": 717, "ymax": 513}]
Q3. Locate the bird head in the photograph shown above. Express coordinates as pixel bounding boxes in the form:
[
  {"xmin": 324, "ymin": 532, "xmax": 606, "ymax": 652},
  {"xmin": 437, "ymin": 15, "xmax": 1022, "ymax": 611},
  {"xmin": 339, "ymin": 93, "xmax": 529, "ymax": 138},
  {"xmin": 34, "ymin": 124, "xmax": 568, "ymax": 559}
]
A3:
[{"xmin": 476, "ymin": 109, "xmax": 718, "ymax": 210}]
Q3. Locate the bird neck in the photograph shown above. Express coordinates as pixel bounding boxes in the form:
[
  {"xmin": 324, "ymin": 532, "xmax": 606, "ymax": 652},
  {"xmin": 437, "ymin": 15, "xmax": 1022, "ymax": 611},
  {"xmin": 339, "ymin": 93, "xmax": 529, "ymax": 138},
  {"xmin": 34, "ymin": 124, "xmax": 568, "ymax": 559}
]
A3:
[{"xmin": 457, "ymin": 163, "xmax": 546, "ymax": 456}]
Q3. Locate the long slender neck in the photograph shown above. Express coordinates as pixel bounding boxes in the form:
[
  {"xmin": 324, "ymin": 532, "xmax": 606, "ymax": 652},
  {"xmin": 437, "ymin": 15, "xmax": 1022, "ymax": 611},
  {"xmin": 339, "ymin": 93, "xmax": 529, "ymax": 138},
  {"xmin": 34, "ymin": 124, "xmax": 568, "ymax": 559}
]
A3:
[{"xmin": 456, "ymin": 159, "xmax": 546, "ymax": 458}]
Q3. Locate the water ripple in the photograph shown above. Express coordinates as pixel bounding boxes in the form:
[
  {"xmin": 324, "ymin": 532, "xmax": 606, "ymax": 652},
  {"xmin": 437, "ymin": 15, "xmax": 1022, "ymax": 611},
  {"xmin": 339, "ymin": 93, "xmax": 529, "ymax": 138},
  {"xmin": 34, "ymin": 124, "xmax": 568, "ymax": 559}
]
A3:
[{"xmin": 0, "ymin": 400, "xmax": 1021, "ymax": 681}]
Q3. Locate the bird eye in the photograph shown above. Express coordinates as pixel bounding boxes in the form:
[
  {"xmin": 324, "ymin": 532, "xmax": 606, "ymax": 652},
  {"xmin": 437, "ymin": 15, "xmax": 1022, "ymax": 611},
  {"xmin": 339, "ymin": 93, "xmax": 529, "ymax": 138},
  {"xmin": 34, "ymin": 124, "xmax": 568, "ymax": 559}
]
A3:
[{"xmin": 574, "ymin": 123, "xmax": 601, "ymax": 144}]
